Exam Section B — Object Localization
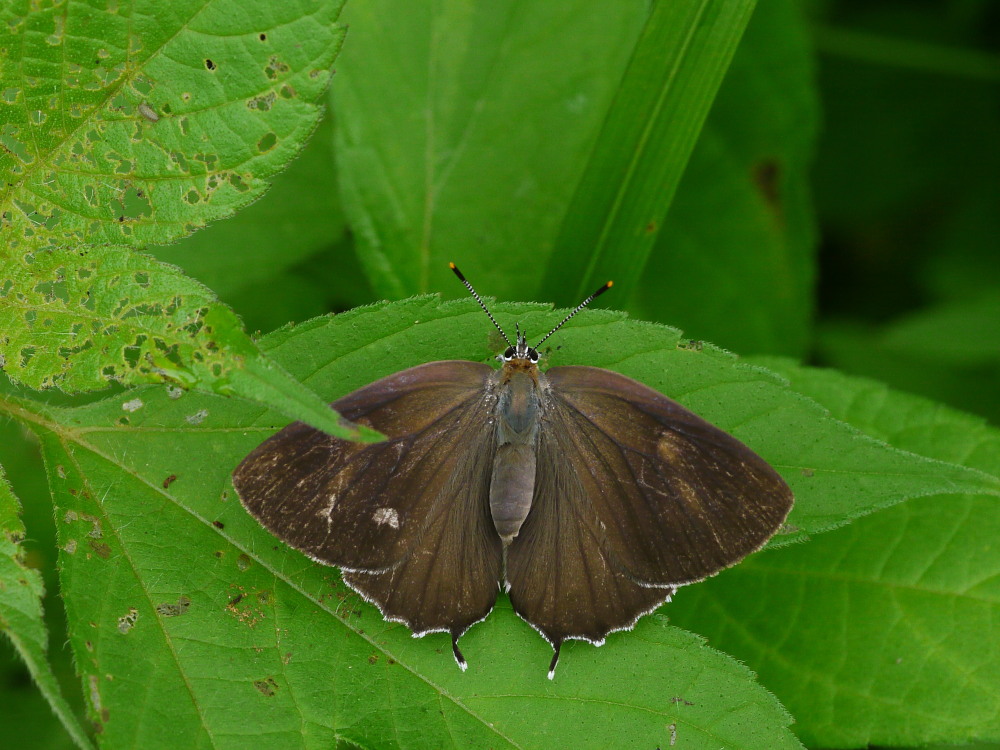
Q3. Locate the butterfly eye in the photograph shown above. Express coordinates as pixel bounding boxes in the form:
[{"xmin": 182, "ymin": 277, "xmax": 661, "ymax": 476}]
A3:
[
  {"xmin": 528, "ymin": 348, "xmax": 540, "ymax": 363},
  {"xmin": 503, "ymin": 347, "xmax": 515, "ymax": 360}
]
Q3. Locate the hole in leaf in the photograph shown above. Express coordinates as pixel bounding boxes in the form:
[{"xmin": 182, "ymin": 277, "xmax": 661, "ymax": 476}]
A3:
[
  {"xmin": 257, "ymin": 132, "xmax": 277, "ymax": 153},
  {"xmin": 117, "ymin": 187, "xmax": 152, "ymax": 220},
  {"xmin": 246, "ymin": 92, "xmax": 276, "ymax": 111},
  {"xmin": 264, "ymin": 55, "xmax": 289, "ymax": 80},
  {"xmin": 0, "ymin": 124, "xmax": 33, "ymax": 164},
  {"xmin": 228, "ymin": 173, "xmax": 249, "ymax": 192}
]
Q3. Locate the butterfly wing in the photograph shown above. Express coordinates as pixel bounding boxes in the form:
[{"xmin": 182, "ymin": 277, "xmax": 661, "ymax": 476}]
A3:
[
  {"xmin": 506, "ymin": 365, "xmax": 793, "ymax": 659},
  {"xmin": 232, "ymin": 361, "xmax": 503, "ymax": 648}
]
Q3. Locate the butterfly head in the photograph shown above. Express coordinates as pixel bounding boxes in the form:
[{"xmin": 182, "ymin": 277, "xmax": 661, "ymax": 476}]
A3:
[
  {"xmin": 448, "ymin": 262, "xmax": 612, "ymax": 373},
  {"xmin": 501, "ymin": 324, "xmax": 541, "ymax": 365}
]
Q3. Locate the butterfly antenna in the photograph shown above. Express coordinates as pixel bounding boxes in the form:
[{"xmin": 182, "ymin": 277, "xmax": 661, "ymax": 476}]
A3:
[
  {"xmin": 450, "ymin": 262, "xmax": 512, "ymax": 347},
  {"xmin": 534, "ymin": 281, "xmax": 613, "ymax": 349}
]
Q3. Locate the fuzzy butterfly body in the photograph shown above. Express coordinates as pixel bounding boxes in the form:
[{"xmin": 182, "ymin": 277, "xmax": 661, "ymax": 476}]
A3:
[{"xmin": 232, "ymin": 266, "xmax": 794, "ymax": 677}]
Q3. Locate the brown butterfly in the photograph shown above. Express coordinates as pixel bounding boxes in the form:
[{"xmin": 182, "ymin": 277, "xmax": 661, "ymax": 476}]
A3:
[{"xmin": 232, "ymin": 264, "xmax": 793, "ymax": 677}]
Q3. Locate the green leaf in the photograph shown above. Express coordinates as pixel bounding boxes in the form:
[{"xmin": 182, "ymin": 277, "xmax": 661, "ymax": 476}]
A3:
[
  {"xmin": 0, "ymin": 463, "xmax": 93, "ymax": 750},
  {"xmin": 542, "ymin": 0, "xmax": 756, "ymax": 306},
  {"xmin": 668, "ymin": 358, "xmax": 1000, "ymax": 747},
  {"xmin": 0, "ymin": 1, "xmax": 379, "ymax": 440},
  {"xmin": 6, "ymin": 298, "xmax": 999, "ymax": 747},
  {"xmin": 0, "ymin": 244, "xmax": 375, "ymax": 441},
  {"xmin": 150, "ymin": 114, "xmax": 346, "ymax": 302},
  {"xmin": 332, "ymin": 1, "xmax": 648, "ymax": 299},
  {"xmin": 1, "ymin": 0, "xmax": 344, "ymax": 248},
  {"xmin": 632, "ymin": 0, "xmax": 818, "ymax": 357}
]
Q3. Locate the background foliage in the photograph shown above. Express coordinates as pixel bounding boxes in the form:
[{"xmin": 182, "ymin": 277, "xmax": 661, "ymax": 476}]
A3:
[{"xmin": 1, "ymin": 0, "xmax": 998, "ymax": 748}]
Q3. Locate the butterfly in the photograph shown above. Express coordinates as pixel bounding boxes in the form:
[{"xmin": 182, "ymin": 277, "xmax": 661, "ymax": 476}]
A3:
[{"xmin": 232, "ymin": 264, "xmax": 793, "ymax": 678}]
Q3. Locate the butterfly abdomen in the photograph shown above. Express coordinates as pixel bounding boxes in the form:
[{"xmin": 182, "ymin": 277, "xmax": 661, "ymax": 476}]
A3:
[{"xmin": 490, "ymin": 368, "xmax": 541, "ymax": 544}]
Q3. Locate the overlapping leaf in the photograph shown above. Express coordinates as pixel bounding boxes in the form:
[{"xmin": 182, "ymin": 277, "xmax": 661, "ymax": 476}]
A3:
[{"xmin": 0, "ymin": 0, "xmax": 366, "ymax": 439}]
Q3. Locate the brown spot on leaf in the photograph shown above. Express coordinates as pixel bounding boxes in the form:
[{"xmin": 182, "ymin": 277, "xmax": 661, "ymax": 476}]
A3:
[
  {"xmin": 88, "ymin": 540, "xmax": 110, "ymax": 559},
  {"xmin": 752, "ymin": 158, "xmax": 784, "ymax": 224},
  {"xmin": 226, "ymin": 586, "xmax": 265, "ymax": 627},
  {"xmin": 156, "ymin": 596, "xmax": 191, "ymax": 617},
  {"xmin": 253, "ymin": 677, "xmax": 278, "ymax": 697},
  {"xmin": 162, "ymin": 474, "xmax": 177, "ymax": 489},
  {"xmin": 117, "ymin": 608, "xmax": 138, "ymax": 634}
]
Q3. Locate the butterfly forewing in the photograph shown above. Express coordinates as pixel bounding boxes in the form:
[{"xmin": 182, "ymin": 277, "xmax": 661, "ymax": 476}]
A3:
[
  {"xmin": 233, "ymin": 361, "xmax": 504, "ymax": 637},
  {"xmin": 506, "ymin": 365, "xmax": 792, "ymax": 648}
]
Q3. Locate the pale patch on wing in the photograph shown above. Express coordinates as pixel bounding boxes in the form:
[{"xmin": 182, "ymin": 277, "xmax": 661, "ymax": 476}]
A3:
[
  {"xmin": 656, "ymin": 430, "xmax": 687, "ymax": 463},
  {"xmin": 320, "ymin": 493, "xmax": 338, "ymax": 518},
  {"xmin": 318, "ymin": 472, "xmax": 350, "ymax": 523},
  {"xmin": 372, "ymin": 507, "xmax": 400, "ymax": 529}
]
